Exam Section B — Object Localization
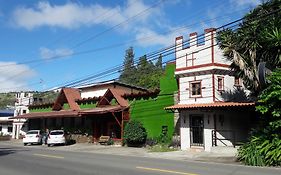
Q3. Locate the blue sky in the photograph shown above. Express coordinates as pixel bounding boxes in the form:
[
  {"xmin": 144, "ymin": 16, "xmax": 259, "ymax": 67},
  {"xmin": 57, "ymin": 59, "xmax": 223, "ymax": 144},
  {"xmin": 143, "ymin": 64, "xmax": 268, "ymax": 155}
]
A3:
[{"xmin": 0, "ymin": 0, "xmax": 261, "ymax": 92}]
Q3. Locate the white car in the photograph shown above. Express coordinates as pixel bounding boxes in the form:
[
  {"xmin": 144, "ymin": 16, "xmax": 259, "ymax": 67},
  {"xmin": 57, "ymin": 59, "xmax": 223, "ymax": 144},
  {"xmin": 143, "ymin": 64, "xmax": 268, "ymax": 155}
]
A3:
[
  {"xmin": 47, "ymin": 130, "xmax": 68, "ymax": 147},
  {"xmin": 23, "ymin": 130, "xmax": 43, "ymax": 146}
]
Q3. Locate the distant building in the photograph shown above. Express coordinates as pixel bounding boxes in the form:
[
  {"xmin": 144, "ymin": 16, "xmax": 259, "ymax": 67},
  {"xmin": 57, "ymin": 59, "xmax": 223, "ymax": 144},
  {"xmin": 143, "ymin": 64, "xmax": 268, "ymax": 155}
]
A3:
[
  {"xmin": 0, "ymin": 109, "xmax": 14, "ymax": 135},
  {"xmin": 12, "ymin": 92, "xmax": 33, "ymax": 139}
]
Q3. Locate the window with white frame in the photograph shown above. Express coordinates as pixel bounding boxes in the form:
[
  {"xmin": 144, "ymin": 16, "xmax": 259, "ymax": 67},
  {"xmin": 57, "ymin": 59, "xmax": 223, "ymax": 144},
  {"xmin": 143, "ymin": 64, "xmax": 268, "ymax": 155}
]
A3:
[{"xmin": 190, "ymin": 81, "xmax": 202, "ymax": 97}]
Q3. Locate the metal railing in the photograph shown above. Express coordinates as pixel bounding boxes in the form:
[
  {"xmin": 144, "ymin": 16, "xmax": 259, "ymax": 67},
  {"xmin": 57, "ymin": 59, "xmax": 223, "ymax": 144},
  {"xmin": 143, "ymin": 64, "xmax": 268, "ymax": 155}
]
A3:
[{"xmin": 212, "ymin": 130, "xmax": 236, "ymax": 148}]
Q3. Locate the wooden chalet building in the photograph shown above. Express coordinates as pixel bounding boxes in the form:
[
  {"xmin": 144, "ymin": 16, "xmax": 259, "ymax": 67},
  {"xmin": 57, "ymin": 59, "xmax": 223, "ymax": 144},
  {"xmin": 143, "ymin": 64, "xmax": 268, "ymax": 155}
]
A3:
[{"xmin": 13, "ymin": 81, "xmax": 150, "ymax": 143}]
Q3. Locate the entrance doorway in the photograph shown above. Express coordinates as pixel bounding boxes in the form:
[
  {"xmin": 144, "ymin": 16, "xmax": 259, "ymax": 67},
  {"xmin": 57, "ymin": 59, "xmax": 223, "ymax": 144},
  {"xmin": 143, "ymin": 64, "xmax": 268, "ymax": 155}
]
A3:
[{"xmin": 190, "ymin": 115, "xmax": 204, "ymax": 146}]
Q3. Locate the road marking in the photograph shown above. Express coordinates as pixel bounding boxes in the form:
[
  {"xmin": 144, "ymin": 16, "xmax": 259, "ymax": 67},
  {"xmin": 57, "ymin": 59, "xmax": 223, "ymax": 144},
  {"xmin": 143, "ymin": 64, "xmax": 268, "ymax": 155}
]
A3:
[
  {"xmin": 33, "ymin": 153, "xmax": 64, "ymax": 159},
  {"xmin": 136, "ymin": 166, "xmax": 199, "ymax": 175}
]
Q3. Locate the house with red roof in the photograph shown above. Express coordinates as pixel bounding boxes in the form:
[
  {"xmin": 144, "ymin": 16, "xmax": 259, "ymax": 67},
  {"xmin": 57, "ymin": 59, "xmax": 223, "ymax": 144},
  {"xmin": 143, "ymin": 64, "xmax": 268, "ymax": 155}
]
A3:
[
  {"xmin": 166, "ymin": 29, "xmax": 256, "ymax": 152},
  {"xmin": 13, "ymin": 81, "xmax": 149, "ymax": 143}
]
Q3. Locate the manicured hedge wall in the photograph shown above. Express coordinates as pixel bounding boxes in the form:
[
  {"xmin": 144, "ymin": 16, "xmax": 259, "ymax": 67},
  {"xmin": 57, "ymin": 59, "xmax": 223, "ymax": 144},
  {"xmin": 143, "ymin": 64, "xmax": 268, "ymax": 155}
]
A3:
[{"xmin": 130, "ymin": 63, "xmax": 177, "ymax": 138}]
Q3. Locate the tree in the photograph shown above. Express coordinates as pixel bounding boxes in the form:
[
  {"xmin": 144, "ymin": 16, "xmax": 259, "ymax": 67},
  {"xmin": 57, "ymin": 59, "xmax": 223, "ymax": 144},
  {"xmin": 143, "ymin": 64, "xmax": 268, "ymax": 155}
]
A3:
[
  {"xmin": 218, "ymin": 0, "xmax": 281, "ymax": 166},
  {"xmin": 119, "ymin": 47, "xmax": 137, "ymax": 85},
  {"xmin": 217, "ymin": 0, "xmax": 281, "ymax": 95},
  {"xmin": 155, "ymin": 54, "xmax": 163, "ymax": 69},
  {"xmin": 119, "ymin": 48, "xmax": 164, "ymax": 90}
]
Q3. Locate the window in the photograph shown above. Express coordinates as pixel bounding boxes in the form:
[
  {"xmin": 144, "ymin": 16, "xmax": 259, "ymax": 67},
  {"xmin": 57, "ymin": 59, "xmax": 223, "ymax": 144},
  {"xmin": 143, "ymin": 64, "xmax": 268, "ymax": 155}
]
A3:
[
  {"xmin": 22, "ymin": 110, "xmax": 27, "ymax": 114},
  {"xmin": 218, "ymin": 77, "xmax": 224, "ymax": 91},
  {"xmin": 234, "ymin": 77, "xmax": 241, "ymax": 86},
  {"xmin": 8, "ymin": 126, "xmax": 12, "ymax": 132},
  {"xmin": 190, "ymin": 81, "xmax": 201, "ymax": 97}
]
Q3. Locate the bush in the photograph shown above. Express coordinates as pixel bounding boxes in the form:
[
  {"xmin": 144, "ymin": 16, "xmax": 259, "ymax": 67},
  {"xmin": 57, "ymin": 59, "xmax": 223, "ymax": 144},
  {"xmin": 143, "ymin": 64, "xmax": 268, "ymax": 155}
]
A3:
[
  {"xmin": 238, "ymin": 136, "xmax": 281, "ymax": 166},
  {"xmin": 124, "ymin": 120, "xmax": 147, "ymax": 146}
]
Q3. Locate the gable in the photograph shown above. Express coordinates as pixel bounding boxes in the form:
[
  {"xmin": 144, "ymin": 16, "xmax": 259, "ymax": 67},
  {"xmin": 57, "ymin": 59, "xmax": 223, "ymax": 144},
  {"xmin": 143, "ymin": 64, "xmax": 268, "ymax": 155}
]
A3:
[
  {"xmin": 97, "ymin": 88, "xmax": 129, "ymax": 107},
  {"xmin": 52, "ymin": 88, "xmax": 82, "ymax": 111}
]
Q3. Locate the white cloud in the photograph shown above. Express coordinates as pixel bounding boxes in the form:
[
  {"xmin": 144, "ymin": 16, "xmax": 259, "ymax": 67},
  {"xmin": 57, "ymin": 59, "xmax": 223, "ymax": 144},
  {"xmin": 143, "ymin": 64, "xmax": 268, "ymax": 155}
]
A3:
[
  {"xmin": 11, "ymin": 0, "xmax": 158, "ymax": 30},
  {"xmin": 230, "ymin": 0, "xmax": 261, "ymax": 7},
  {"xmin": 0, "ymin": 62, "xmax": 36, "ymax": 92},
  {"xmin": 39, "ymin": 47, "xmax": 74, "ymax": 60},
  {"xmin": 135, "ymin": 27, "xmax": 187, "ymax": 47}
]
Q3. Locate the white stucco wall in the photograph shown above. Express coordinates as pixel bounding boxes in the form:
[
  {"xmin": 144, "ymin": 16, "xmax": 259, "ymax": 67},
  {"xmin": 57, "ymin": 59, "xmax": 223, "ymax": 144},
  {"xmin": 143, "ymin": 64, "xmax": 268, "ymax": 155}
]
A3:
[
  {"xmin": 81, "ymin": 88, "xmax": 107, "ymax": 98},
  {"xmin": 176, "ymin": 32, "xmax": 215, "ymax": 70},
  {"xmin": 179, "ymin": 75, "xmax": 213, "ymax": 104},
  {"xmin": 180, "ymin": 112, "xmax": 190, "ymax": 150}
]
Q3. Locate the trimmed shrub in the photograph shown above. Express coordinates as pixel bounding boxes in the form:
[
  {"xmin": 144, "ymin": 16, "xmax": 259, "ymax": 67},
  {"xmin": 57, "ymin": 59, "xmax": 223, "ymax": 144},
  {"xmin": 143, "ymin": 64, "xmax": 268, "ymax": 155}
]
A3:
[{"xmin": 124, "ymin": 120, "xmax": 147, "ymax": 146}]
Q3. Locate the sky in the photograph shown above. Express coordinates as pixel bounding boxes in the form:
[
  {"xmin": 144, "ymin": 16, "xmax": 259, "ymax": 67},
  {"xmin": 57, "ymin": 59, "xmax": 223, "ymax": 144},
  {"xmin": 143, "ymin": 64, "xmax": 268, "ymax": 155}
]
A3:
[{"xmin": 0, "ymin": 0, "xmax": 261, "ymax": 93}]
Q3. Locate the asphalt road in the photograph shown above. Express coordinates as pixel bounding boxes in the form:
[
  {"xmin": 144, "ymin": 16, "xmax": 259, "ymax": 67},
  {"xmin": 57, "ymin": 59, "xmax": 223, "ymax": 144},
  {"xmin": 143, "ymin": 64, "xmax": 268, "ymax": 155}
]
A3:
[{"xmin": 0, "ymin": 142, "xmax": 280, "ymax": 175}]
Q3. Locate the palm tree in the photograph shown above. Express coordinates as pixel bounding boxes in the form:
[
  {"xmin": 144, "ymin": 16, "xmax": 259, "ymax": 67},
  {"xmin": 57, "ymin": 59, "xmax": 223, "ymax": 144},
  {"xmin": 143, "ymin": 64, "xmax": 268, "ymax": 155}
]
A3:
[{"xmin": 218, "ymin": 0, "xmax": 281, "ymax": 96}]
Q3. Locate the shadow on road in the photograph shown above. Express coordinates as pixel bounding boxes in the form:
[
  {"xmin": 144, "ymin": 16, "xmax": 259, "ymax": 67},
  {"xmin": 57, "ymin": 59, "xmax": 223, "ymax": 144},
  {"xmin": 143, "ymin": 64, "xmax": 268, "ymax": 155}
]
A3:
[{"xmin": 0, "ymin": 146, "xmax": 29, "ymax": 157}]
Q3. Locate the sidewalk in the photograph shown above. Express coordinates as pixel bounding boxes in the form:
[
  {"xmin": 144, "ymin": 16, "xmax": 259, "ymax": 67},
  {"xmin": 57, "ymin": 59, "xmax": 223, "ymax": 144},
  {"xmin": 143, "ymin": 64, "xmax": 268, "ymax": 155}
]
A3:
[{"xmin": 2, "ymin": 139, "xmax": 239, "ymax": 164}]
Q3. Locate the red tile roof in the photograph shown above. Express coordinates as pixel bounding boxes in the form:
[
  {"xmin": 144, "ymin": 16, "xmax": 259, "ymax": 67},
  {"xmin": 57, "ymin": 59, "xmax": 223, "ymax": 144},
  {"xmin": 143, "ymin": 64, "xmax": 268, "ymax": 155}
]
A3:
[
  {"xmin": 97, "ymin": 88, "xmax": 129, "ymax": 107},
  {"xmin": 12, "ymin": 105, "xmax": 127, "ymax": 119},
  {"xmin": 165, "ymin": 102, "xmax": 255, "ymax": 110},
  {"xmin": 12, "ymin": 110, "xmax": 79, "ymax": 119}
]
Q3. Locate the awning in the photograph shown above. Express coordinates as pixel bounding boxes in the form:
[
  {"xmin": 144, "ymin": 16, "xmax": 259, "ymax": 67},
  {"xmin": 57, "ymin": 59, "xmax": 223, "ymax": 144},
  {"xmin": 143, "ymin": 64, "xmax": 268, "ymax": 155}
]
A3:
[
  {"xmin": 79, "ymin": 105, "xmax": 127, "ymax": 115},
  {"xmin": 12, "ymin": 110, "xmax": 79, "ymax": 119},
  {"xmin": 165, "ymin": 102, "xmax": 255, "ymax": 110}
]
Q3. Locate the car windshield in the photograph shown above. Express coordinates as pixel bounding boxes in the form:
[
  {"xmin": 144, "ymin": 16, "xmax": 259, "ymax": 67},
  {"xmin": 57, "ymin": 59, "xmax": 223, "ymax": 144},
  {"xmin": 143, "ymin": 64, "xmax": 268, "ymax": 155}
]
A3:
[
  {"xmin": 27, "ymin": 131, "xmax": 39, "ymax": 135},
  {"xmin": 50, "ymin": 131, "xmax": 64, "ymax": 135}
]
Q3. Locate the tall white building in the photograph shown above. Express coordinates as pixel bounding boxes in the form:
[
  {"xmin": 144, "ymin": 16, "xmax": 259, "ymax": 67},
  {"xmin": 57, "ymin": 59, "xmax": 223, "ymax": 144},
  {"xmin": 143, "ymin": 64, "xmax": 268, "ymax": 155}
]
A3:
[
  {"xmin": 12, "ymin": 92, "xmax": 33, "ymax": 139},
  {"xmin": 166, "ymin": 28, "xmax": 255, "ymax": 152}
]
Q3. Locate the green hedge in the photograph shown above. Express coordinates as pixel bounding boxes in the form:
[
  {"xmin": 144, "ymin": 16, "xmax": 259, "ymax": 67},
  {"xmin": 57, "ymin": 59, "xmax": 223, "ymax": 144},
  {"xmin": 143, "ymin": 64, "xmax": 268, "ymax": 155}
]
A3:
[{"xmin": 130, "ymin": 63, "xmax": 177, "ymax": 138}]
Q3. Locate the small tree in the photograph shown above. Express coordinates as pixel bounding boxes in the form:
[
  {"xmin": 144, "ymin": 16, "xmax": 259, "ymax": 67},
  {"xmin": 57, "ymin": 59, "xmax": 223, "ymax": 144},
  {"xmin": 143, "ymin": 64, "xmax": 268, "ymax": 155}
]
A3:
[{"xmin": 124, "ymin": 120, "xmax": 147, "ymax": 146}]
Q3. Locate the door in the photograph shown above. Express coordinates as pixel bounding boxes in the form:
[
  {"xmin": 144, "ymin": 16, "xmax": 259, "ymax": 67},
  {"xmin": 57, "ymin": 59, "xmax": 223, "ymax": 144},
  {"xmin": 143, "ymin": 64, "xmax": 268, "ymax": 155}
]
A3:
[{"xmin": 190, "ymin": 115, "xmax": 204, "ymax": 146}]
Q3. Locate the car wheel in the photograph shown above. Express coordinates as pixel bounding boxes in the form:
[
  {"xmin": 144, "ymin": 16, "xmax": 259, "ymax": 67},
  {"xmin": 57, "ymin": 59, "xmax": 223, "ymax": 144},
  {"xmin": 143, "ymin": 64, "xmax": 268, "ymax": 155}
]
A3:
[
  {"xmin": 47, "ymin": 144, "xmax": 50, "ymax": 147},
  {"xmin": 24, "ymin": 143, "xmax": 27, "ymax": 146}
]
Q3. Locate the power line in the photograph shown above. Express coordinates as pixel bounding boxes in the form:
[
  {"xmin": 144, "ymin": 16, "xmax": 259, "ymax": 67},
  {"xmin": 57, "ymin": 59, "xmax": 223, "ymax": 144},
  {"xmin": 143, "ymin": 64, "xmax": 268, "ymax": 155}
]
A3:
[
  {"xmin": 0, "ymin": 7, "xmax": 250, "ymax": 69},
  {"xmin": 3, "ymin": 6, "xmax": 280, "ymax": 92},
  {"xmin": 70, "ymin": 0, "xmax": 165, "ymax": 49}
]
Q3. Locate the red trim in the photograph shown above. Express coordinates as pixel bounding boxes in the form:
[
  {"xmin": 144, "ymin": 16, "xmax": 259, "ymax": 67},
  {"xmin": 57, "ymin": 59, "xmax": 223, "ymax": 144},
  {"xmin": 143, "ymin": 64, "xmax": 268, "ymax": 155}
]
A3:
[
  {"xmin": 176, "ymin": 63, "xmax": 229, "ymax": 72},
  {"xmin": 190, "ymin": 32, "xmax": 197, "ymax": 36},
  {"xmin": 212, "ymin": 74, "xmax": 215, "ymax": 102},
  {"xmin": 166, "ymin": 102, "xmax": 256, "ymax": 110},
  {"xmin": 176, "ymin": 36, "xmax": 183, "ymax": 40},
  {"xmin": 211, "ymin": 31, "xmax": 214, "ymax": 63},
  {"xmin": 204, "ymin": 28, "xmax": 216, "ymax": 33}
]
